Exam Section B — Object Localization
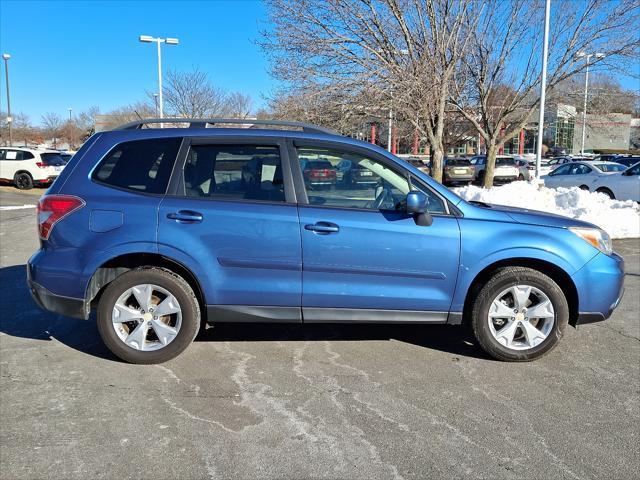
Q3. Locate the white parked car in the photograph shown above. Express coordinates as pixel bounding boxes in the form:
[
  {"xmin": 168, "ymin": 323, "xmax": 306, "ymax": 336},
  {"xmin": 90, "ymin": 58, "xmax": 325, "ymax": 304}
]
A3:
[
  {"xmin": 469, "ymin": 155, "xmax": 520, "ymax": 183},
  {"xmin": 541, "ymin": 161, "xmax": 626, "ymax": 190},
  {"xmin": 0, "ymin": 147, "xmax": 66, "ymax": 190},
  {"xmin": 589, "ymin": 162, "xmax": 640, "ymax": 202}
]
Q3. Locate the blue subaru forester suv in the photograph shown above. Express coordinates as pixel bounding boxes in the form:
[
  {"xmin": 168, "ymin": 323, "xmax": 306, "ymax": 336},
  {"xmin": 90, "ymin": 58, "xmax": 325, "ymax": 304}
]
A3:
[{"xmin": 28, "ymin": 119, "xmax": 625, "ymax": 364}]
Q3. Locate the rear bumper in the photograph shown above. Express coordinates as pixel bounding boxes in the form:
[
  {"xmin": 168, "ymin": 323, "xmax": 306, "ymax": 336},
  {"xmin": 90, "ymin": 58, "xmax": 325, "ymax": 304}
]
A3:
[
  {"xmin": 573, "ymin": 251, "xmax": 625, "ymax": 325},
  {"xmin": 35, "ymin": 175, "xmax": 58, "ymax": 184},
  {"xmin": 494, "ymin": 176, "xmax": 518, "ymax": 183},
  {"xmin": 444, "ymin": 174, "xmax": 474, "ymax": 182},
  {"xmin": 27, "ymin": 262, "xmax": 88, "ymax": 319},
  {"xmin": 28, "ymin": 278, "xmax": 87, "ymax": 319}
]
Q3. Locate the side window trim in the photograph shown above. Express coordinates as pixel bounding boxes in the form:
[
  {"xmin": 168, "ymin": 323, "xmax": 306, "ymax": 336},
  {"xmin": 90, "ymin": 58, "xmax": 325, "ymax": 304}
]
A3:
[
  {"xmin": 166, "ymin": 136, "xmax": 296, "ymax": 204},
  {"xmin": 289, "ymin": 139, "xmax": 450, "ymax": 215}
]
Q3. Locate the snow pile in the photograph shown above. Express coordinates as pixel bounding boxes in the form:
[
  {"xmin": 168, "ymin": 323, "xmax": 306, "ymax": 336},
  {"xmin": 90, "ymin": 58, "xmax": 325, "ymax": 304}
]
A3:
[{"xmin": 454, "ymin": 181, "xmax": 640, "ymax": 239}]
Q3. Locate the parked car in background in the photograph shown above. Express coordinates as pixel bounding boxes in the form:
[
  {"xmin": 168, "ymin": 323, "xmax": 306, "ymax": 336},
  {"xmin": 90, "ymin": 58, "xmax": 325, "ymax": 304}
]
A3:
[
  {"xmin": 541, "ymin": 161, "xmax": 626, "ymax": 190},
  {"xmin": 403, "ymin": 157, "xmax": 431, "ymax": 176},
  {"xmin": 443, "ymin": 158, "xmax": 474, "ymax": 185},
  {"xmin": 469, "ymin": 155, "xmax": 520, "ymax": 184},
  {"xmin": 28, "ymin": 118, "xmax": 625, "ymax": 364},
  {"xmin": 341, "ymin": 159, "xmax": 380, "ymax": 188},
  {"xmin": 610, "ymin": 156, "xmax": 640, "ymax": 169},
  {"xmin": 0, "ymin": 147, "xmax": 66, "ymax": 189},
  {"xmin": 301, "ymin": 158, "xmax": 337, "ymax": 189},
  {"xmin": 515, "ymin": 158, "xmax": 536, "ymax": 180},
  {"xmin": 589, "ymin": 162, "xmax": 640, "ymax": 201}
]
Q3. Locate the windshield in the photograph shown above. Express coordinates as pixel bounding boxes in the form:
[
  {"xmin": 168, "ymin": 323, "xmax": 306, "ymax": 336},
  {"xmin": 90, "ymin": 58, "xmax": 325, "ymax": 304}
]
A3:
[
  {"xmin": 446, "ymin": 159, "xmax": 471, "ymax": 166},
  {"xmin": 40, "ymin": 153, "xmax": 66, "ymax": 166},
  {"xmin": 496, "ymin": 157, "xmax": 515, "ymax": 166}
]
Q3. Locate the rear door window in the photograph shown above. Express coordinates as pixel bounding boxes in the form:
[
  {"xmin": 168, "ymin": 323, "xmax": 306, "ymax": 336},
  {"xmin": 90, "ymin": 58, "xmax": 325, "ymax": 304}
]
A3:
[
  {"xmin": 183, "ymin": 144, "xmax": 285, "ymax": 202},
  {"xmin": 92, "ymin": 138, "xmax": 182, "ymax": 194}
]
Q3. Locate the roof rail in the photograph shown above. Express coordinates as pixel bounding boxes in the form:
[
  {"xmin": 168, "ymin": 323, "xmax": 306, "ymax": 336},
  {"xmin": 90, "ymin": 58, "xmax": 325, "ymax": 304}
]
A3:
[{"xmin": 113, "ymin": 118, "xmax": 338, "ymax": 135}]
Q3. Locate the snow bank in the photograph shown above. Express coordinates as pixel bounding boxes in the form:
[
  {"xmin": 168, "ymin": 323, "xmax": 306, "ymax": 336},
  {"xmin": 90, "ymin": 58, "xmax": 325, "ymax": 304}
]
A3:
[{"xmin": 453, "ymin": 181, "xmax": 640, "ymax": 239}]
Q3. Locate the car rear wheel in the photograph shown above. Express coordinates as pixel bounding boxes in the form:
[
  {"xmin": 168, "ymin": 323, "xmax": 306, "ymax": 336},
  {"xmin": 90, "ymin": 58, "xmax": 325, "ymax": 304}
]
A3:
[
  {"xmin": 97, "ymin": 268, "xmax": 201, "ymax": 364},
  {"xmin": 518, "ymin": 174, "xmax": 524, "ymax": 181},
  {"xmin": 596, "ymin": 187, "xmax": 615, "ymax": 199},
  {"xmin": 471, "ymin": 267, "xmax": 569, "ymax": 361},
  {"xmin": 14, "ymin": 172, "xmax": 33, "ymax": 190}
]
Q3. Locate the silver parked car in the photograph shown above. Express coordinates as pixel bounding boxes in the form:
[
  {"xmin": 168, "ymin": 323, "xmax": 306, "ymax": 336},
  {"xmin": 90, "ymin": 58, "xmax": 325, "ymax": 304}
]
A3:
[{"xmin": 541, "ymin": 161, "xmax": 627, "ymax": 190}]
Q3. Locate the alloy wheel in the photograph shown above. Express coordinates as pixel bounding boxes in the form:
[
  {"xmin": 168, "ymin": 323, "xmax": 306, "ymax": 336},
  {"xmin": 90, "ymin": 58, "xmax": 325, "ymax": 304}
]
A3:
[
  {"xmin": 111, "ymin": 283, "xmax": 182, "ymax": 351},
  {"xmin": 487, "ymin": 284, "xmax": 555, "ymax": 350}
]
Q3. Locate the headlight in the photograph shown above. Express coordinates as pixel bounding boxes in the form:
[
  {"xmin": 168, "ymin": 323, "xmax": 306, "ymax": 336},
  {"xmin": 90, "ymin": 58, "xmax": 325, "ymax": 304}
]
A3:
[{"xmin": 569, "ymin": 227, "xmax": 613, "ymax": 255}]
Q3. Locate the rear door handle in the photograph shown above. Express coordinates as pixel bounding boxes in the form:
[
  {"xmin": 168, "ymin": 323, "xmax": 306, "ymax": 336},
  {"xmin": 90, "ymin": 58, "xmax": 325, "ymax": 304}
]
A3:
[
  {"xmin": 304, "ymin": 222, "xmax": 339, "ymax": 234},
  {"xmin": 167, "ymin": 210, "xmax": 203, "ymax": 223}
]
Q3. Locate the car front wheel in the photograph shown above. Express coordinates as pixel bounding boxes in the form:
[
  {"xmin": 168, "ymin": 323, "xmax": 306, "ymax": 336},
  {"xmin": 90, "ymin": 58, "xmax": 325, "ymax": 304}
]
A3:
[
  {"xmin": 97, "ymin": 267, "xmax": 201, "ymax": 364},
  {"xmin": 471, "ymin": 267, "xmax": 569, "ymax": 361}
]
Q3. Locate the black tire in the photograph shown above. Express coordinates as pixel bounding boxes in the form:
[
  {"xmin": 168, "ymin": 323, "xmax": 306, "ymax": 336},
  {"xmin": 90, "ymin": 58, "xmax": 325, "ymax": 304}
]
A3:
[
  {"xmin": 96, "ymin": 267, "xmax": 201, "ymax": 364},
  {"xmin": 518, "ymin": 174, "xmax": 525, "ymax": 181},
  {"xmin": 476, "ymin": 171, "xmax": 485, "ymax": 185},
  {"xmin": 596, "ymin": 187, "xmax": 615, "ymax": 199},
  {"xmin": 471, "ymin": 267, "xmax": 569, "ymax": 362},
  {"xmin": 579, "ymin": 185, "xmax": 589, "ymax": 190},
  {"xmin": 14, "ymin": 172, "xmax": 33, "ymax": 190}
]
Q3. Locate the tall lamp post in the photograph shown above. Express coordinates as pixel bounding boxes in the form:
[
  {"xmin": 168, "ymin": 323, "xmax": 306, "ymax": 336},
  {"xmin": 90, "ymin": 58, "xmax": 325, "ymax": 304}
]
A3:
[
  {"xmin": 139, "ymin": 35, "xmax": 179, "ymax": 124},
  {"xmin": 576, "ymin": 51, "xmax": 605, "ymax": 155},
  {"xmin": 535, "ymin": 0, "xmax": 550, "ymax": 178},
  {"xmin": 2, "ymin": 53, "xmax": 12, "ymax": 146}
]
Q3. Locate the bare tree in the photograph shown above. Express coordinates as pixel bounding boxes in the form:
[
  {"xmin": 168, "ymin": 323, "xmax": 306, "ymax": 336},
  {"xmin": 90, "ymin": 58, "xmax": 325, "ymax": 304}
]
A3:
[
  {"xmin": 163, "ymin": 68, "xmax": 230, "ymax": 117},
  {"xmin": 450, "ymin": 0, "xmax": 640, "ymax": 187},
  {"xmin": 262, "ymin": 0, "xmax": 479, "ymax": 182},
  {"xmin": 41, "ymin": 112, "xmax": 63, "ymax": 148},
  {"xmin": 226, "ymin": 92, "xmax": 253, "ymax": 118}
]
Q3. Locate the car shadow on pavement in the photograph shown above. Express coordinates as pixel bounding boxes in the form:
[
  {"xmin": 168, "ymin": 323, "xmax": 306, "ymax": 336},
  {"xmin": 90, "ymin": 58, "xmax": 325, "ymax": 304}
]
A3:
[
  {"xmin": 0, "ymin": 264, "xmax": 116, "ymax": 361},
  {"xmin": 1, "ymin": 264, "xmax": 489, "ymax": 362}
]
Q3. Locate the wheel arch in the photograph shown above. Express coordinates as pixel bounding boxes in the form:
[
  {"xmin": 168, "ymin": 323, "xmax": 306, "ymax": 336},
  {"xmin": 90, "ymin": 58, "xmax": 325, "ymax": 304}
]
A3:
[
  {"xmin": 86, "ymin": 252, "xmax": 207, "ymax": 323},
  {"xmin": 461, "ymin": 257, "xmax": 579, "ymax": 327},
  {"xmin": 14, "ymin": 169, "xmax": 33, "ymax": 176}
]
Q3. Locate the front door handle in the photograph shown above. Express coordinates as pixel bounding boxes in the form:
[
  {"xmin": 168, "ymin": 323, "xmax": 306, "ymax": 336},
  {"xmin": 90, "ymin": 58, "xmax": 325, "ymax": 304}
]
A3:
[
  {"xmin": 167, "ymin": 210, "xmax": 203, "ymax": 223},
  {"xmin": 305, "ymin": 222, "xmax": 339, "ymax": 234}
]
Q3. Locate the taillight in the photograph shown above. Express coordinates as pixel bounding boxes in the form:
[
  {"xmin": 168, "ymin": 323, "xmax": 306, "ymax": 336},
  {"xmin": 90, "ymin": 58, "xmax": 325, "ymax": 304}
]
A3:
[
  {"xmin": 36, "ymin": 162, "xmax": 46, "ymax": 168},
  {"xmin": 37, "ymin": 195, "xmax": 85, "ymax": 240}
]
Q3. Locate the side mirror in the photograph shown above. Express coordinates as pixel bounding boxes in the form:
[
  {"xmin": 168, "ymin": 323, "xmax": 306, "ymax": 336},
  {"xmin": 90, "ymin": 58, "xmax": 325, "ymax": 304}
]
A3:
[
  {"xmin": 406, "ymin": 191, "xmax": 428, "ymax": 214},
  {"xmin": 406, "ymin": 191, "xmax": 433, "ymax": 226}
]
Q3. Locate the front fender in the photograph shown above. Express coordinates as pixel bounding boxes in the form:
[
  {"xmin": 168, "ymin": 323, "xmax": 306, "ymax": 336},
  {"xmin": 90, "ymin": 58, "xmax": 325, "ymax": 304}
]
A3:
[{"xmin": 450, "ymin": 219, "xmax": 599, "ymax": 312}]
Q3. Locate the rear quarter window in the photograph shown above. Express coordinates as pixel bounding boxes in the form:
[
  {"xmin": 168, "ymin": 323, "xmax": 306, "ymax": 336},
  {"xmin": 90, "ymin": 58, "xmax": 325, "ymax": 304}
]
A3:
[{"xmin": 92, "ymin": 138, "xmax": 182, "ymax": 194}]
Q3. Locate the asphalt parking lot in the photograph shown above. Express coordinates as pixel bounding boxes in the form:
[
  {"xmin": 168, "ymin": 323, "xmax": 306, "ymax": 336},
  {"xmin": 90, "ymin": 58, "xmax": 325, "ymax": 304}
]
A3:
[{"xmin": 1, "ymin": 186, "xmax": 638, "ymax": 480}]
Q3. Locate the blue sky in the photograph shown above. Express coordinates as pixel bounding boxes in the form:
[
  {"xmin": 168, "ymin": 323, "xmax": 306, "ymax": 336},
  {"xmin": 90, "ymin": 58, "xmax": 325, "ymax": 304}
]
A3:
[
  {"xmin": 0, "ymin": 0, "xmax": 275, "ymax": 124},
  {"xmin": 1, "ymin": 0, "xmax": 638, "ymax": 126}
]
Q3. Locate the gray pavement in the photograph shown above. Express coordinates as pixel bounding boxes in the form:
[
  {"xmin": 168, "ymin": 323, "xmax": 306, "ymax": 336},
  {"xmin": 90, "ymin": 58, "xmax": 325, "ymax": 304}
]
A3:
[{"xmin": 0, "ymin": 187, "xmax": 639, "ymax": 480}]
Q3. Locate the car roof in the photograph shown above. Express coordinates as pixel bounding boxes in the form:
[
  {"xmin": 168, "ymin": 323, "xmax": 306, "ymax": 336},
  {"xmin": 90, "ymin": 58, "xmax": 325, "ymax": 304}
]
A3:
[{"xmin": 95, "ymin": 127, "xmax": 385, "ymax": 154}]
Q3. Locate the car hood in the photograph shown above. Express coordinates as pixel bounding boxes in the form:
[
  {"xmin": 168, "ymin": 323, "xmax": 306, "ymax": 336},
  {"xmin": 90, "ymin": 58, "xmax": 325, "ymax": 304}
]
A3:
[{"xmin": 483, "ymin": 204, "xmax": 596, "ymax": 229}]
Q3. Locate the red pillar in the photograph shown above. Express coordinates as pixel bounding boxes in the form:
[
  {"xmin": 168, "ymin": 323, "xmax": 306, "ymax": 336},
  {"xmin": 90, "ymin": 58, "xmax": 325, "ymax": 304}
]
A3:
[
  {"xmin": 518, "ymin": 129, "xmax": 525, "ymax": 155},
  {"xmin": 412, "ymin": 128, "xmax": 419, "ymax": 155},
  {"xmin": 391, "ymin": 126, "xmax": 397, "ymax": 154},
  {"xmin": 370, "ymin": 124, "xmax": 376, "ymax": 145}
]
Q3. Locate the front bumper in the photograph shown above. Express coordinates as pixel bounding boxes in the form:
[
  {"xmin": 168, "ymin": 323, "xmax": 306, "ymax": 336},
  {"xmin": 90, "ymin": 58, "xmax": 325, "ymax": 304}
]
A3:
[
  {"xmin": 27, "ymin": 267, "xmax": 87, "ymax": 319},
  {"xmin": 572, "ymin": 251, "xmax": 625, "ymax": 325}
]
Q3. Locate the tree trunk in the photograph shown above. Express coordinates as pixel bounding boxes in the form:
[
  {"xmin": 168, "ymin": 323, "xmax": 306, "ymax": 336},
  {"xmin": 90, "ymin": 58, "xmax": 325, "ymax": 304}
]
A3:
[
  {"xmin": 431, "ymin": 146, "xmax": 444, "ymax": 183},
  {"xmin": 483, "ymin": 143, "xmax": 498, "ymax": 188}
]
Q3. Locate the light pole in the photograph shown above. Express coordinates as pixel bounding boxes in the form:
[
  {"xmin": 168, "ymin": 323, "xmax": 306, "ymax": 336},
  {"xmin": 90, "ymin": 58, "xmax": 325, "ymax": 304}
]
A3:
[
  {"xmin": 2, "ymin": 53, "xmax": 12, "ymax": 147},
  {"xmin": 576, "ymin": 51, "xmax": 605, "ymax": 155},
  {"xmin": 139, "ymin": 35, "xmax": 179, "ymax": 124},
  {"xmin": 68, "ymin": 108, "xmax": 72, "ymax": 121},
  {"xmin": 535, "ymin": 0, "xmax": 550, "ymax": 178}
]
